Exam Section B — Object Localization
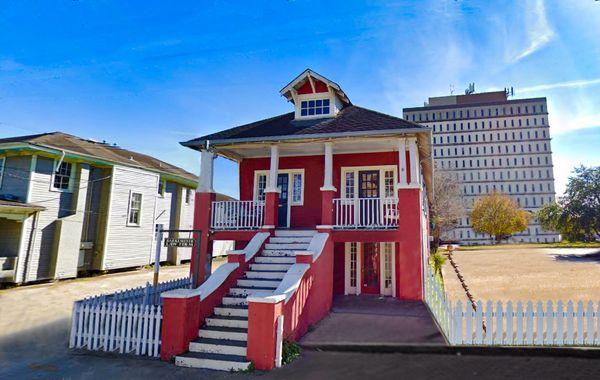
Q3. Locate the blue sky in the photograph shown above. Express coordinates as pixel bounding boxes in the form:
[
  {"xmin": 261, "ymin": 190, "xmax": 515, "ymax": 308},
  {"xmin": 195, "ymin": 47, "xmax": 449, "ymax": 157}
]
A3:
[{"xmin": 0, "ymin": 0, "xmax": 599, "ymax": 197}]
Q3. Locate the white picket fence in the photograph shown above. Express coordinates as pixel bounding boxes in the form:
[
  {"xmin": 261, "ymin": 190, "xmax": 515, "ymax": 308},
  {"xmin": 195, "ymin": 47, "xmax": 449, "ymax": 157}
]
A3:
[
  {"xmin": 424, "ymin": 267, "xmax": 600, "ymax": 347},
  {"xmin": 80, "ymin": 277, "xmax": 191, "ymax": 306},
  {"xmin": 69, "ymin": 277, "xmax": 191, "ymax": 357}
]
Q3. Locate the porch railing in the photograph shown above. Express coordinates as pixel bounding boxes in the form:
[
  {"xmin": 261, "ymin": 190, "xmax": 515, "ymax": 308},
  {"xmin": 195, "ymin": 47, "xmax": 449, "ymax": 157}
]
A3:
[
  {"xmin": 211, "ymin": 200, "xmax": 265, "ymax": 230},
  {"xmin": 333, "ymin": 197, "xmax": 399, "ymax": 229}
]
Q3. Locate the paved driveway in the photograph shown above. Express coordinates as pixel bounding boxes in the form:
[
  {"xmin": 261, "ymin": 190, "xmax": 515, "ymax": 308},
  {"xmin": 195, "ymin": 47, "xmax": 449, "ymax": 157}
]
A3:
[
  {"xmin": 0, "ymin": 264, "xmax": 192, "ymax": 377},
  {"xmin": 300, "ymin": 296, "xmax": 445, "ymax": 347}
]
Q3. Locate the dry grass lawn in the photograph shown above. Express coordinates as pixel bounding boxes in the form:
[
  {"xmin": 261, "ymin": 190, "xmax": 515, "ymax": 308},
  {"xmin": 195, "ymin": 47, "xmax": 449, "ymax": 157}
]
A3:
[{"xmin": 442, "ymin": 247, "xmax": 600, "ymax": 303}]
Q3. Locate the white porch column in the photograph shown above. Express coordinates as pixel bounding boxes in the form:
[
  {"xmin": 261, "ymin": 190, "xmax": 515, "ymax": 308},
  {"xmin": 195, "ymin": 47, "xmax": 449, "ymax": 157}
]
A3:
[
  {"xmin": 197, "ymin": 150, "xmax": 215, "ymax": 193},
  {"xmin": 408, "ymin": 137, "xmax": 421, "ymax": 186},
  {"xmin": 320, "ymin": 142, "xmax": 336, "ymax": 191},
  {"xmin": 265, "ymin": 144, "xmax": 280, "ymax": 193},
  {"xmin": 397, "ymin": 138, "xmax": 408, "ymax": 187}
]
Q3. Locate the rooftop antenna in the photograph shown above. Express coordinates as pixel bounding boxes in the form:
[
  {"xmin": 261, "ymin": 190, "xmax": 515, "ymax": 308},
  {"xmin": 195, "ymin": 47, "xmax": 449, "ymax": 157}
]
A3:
[
  {"xmin": 450, "ymin": 84, "xmax": 455, "ymax": 95},
  {"xmin": 504, "ymin": 86, "xmax": 515, "ymax": 98},
  {"xmin": 464, "ymin": 82, "xmax": 475, "ymax": 95}
]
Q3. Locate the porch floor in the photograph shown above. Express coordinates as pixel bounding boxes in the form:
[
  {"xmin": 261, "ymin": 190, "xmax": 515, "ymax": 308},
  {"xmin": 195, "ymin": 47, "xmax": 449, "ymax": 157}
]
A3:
[{"xmin": 300, "ymin": 295, "xmax": 446, "ymax": 347}]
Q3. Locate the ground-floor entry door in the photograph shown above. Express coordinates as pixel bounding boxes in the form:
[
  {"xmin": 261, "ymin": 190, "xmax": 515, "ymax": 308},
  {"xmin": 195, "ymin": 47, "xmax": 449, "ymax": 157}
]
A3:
[
  {"xmin": 361, "ymin": 242, "xmax": 380, "ymax": 294},
  {"xmin": 277, "ymin": 173, "xmax": 289, "ymax": 228},
  {"xmin": 345, "ymin": 242, "xmax": 395, "ymax": 296}
]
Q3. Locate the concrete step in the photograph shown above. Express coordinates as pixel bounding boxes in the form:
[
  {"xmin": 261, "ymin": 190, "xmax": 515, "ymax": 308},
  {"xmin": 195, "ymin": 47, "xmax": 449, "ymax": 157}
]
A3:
[
  {"xmin": 205, "ymin": 316, "xmax": 248, "ymax": 329},
  {"xmin": 175, "ymin": 352, "xmax": 250, "ymax": 371},
  {"xmin": 228, "ymin": 287, "xmax": 273, "ymax": 297},
  {"xmin": 269, "ymin": 236, "xmax": 313, "ymax": 244},
  {"xmin": 198, "ymin": 326, "xmax": 247, "ymax": 341},
  {"xmin": 189, "ymin": 337, "xmax": 247, "ymax": 356},
  {"xmin": 214, "ymin": 305, "xmax": 248, "ymax": 318},
  {"xmin": 237, "ymin": 278, "xmax": 280, "ymax": 288},
  {"xmin": 254, "ymin": 256, "xmax": 296, "ymax": 264},
  {"xmin": 222, "ymin": 296, "xmax": 248, "ymax": 306},
  {"xmin": 274, "ymin": 230, "xmax": 316, "ymax": 237},
  {"xmin": 261, "ymin": 249, "xmax": 298, "ymax": 257},
  {"xmin": 245, "ymin": 270, "xmax": 286, "ymax": 280},
  {"xmin": 265, "ymin": 243, "xmax": 310, "ymax": 250},
  {"xmin": 250, "ymin": 263, "xmax": 293, "ymax": 272}
]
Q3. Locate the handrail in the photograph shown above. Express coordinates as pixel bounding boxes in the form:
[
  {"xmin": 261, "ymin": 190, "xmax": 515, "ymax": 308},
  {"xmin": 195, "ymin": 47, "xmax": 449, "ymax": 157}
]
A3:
[
  {"xmin": 211, "ymin": 200, "xmax": 265, "ymax": 230},
  {"xmin": 227, "ymin": 232, "xmax": 270, "ymax": 262},
  {"xmin": 333, "ymin": 197, "xmax": 399, "ymax": 229},
  {"xmin": 161, "ymin": 263, "xmax": 239, "ymax": 300}
]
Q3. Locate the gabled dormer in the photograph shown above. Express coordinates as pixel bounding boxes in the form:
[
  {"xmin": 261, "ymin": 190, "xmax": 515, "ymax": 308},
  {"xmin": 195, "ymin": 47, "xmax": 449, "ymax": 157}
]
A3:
[{"xmin": 280, "ymin": 69, "xmax": 351, "ymax": 120}]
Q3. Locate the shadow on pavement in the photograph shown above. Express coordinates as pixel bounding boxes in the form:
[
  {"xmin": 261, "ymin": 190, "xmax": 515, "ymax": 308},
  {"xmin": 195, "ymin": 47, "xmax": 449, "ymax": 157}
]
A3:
[{"xmin": 552, "ymin": 251, "xmax": 600, "ymax": 264}]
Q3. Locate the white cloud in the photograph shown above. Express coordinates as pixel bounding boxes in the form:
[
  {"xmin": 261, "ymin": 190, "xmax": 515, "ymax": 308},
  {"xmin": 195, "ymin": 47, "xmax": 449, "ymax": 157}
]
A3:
[
  {"xmin": 510, "ymin": 0, "xmax": 555, "ymax": 63},
  {"xmin": 520, "ymin": 78, "xmax": 600, "ymax": 93}
]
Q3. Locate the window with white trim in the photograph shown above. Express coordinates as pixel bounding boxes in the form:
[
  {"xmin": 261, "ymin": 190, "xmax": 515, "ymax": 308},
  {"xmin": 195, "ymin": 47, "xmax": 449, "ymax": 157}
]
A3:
[
  {"xmin": 128, "ymin": 192, "xmax": 143, "ymax": 226},
  {"xmin": 52, "ymin": 161, "xmax": 74, "ymax": 191},
  {"xmin": 256, "ymin": 174, "xmax": 267, "ymax": 201},
  {"xmin": 300, "ymin": 98, "xmax": 330, "ymax": 116},
  {"xmin": 344, "ymin": 172, "xmax": 355, "ymax": 199},
  {"xmin": 185, "ymin": 188, "xmax": 192, "ymax": 204},
  {"xmin": 292, "ymin": 173, "xmax": 302, "ymax": 204},
  {"xmin": 0, "ymin": 157, "xmax": 5, "ymax": 188},
  {"xmin": 384, "ymin": 170, "xmax": 395, "ymax": 198},
  {"xmin": 383, "ymin": 242, "xmax": 393, "ymax": 289},
  {"xmin": 158, "ymin": 179, "xmax": 166, "ymax": 196},
  {"xmin": 349, "ymin": 242, "xmax": 357, "ymax": 288}
]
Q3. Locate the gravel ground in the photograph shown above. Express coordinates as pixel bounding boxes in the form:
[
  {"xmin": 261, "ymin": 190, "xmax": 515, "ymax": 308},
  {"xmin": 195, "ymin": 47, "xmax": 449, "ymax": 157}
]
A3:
[{"xmin": 443, "ymin": 247, "xmax": 600, "ymax": 302}]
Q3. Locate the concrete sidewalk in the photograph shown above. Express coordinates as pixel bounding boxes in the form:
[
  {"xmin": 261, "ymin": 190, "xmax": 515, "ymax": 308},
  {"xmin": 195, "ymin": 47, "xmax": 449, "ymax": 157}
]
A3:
[{"xmin": 300, "ymin": 296, "xmax": 446, "ymax": 348}]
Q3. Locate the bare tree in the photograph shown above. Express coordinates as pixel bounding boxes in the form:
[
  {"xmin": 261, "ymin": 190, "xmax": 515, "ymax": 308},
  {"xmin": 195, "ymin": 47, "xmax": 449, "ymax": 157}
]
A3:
[{"xmin": 430, "ymin": 168, "xmax": 465, "ymax": 252}]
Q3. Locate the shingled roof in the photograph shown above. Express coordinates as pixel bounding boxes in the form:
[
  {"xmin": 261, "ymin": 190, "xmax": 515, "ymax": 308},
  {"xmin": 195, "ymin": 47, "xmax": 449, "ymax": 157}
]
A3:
[
  {"xmin": 182, "ymin": 105, "xmax": 428, "ymax": 148},
  {"xmin": 0, "ymin": 132, "xmax": 197, "ymax": 183}
]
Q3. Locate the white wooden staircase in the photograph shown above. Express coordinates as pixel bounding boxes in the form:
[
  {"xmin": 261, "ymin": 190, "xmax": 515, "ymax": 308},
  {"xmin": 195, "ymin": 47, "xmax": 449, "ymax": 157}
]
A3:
[{"xmin": 174, "ymin": 229, "xmax": 316, "ymax": 371}]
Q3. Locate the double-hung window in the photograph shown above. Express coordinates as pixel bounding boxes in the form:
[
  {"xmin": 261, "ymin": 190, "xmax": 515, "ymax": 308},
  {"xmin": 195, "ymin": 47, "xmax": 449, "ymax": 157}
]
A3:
[
  {"xmin": 292, "ymin": 173, "xmax": 302, "ymax": 204},
  {"xmin": 300, "ymin": 98, "xmax": 330, "ymax": 116},
  {"xmin": 128, "ymin": 192, "xmax": 143, "ymax": 226},
  {"xmin": 185, "ymin": 188, "xmax": 192, "ymax": 204},
  {"xmin": 256, "ymin": 174, "xmax": 267, "ymax": 201},
  {"xmin": 158, "ymin": 179, "xmax": 166, "ymax": 197},
  {"xmin": 52, "ymin": 161, "xmax": 74, "ymax": 191},
  {"xmin": 254, "ymin": 171, "xmax": 303, "ymax": 205}
]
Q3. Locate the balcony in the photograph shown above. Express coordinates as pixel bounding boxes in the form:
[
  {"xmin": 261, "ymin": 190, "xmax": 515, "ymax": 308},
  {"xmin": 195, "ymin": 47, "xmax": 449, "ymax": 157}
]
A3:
[
  {"xmin": 333, "ymin": 197, "xmax": 399, "ymax": 229},
  {"xmin": 211, "ymin": 200, "xmax": 265, "ymax": 230}
]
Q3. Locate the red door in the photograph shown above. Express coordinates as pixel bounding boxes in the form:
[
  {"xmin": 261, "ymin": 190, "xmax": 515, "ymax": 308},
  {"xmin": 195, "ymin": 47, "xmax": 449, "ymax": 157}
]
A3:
[{"xmin": 361, "ymin": 242, "xmax": 380, "ymax": 294}]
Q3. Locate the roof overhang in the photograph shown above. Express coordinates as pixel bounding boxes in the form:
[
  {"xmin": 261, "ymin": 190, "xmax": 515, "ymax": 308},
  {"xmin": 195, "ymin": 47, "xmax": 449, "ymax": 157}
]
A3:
[
  {"xmin": 190, "ymin": 128, "xmax": 433, "ymax": 202},
  {"xmin": 0, "ymin": 143, "xmax": 197, "ymax": 188},
  {"xmin": 279, "ymin": 69, "xmax": 351, "ymax": 105},
  {"xmin": 0, "ymin": 202, "xmax": 45, "ymax": 221}
]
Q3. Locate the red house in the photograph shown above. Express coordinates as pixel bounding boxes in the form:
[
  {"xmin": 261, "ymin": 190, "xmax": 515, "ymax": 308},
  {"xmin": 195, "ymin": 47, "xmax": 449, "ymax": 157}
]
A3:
[{"xmin": 160, "ymin": 69, "xmax": 433, "ymax": 371}]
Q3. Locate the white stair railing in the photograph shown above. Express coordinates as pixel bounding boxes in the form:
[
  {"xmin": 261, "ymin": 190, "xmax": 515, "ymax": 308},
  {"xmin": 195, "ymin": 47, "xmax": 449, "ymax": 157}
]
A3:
[
  {"xmin": 333, "ymin": 197, "xmax": 399, "ymax": 229},
  {"xmin": 211, "ymin": 200, "xmax": 265, "ymax": 230}
]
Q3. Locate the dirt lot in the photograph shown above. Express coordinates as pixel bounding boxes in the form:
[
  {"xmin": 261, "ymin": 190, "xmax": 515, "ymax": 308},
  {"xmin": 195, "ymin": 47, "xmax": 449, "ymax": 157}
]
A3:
[{"xmin": 443, "ymin": 247, "xmax": 600, "ymax": 303}]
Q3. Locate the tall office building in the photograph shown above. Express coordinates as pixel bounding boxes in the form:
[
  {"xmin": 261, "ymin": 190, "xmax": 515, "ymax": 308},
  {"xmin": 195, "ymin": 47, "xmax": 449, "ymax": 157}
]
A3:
[{"xmin": 403, "ymin": 90, "xmax": 560, "ymax": 244}]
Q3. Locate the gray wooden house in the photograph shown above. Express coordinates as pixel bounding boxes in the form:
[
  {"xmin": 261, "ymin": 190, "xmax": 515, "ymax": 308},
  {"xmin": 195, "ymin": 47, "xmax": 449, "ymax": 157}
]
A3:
[{"xmin": 0, "ymin": 132, "xmax": 199, "ymax": 283}]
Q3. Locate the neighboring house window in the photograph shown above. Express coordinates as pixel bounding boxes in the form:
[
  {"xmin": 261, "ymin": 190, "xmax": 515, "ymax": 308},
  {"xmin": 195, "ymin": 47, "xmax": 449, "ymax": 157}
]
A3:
[
  {"xmin": 300, "ymin": 98, "xmax": 330, "ymax": 116},
  {"xmin": 0, "ymin": 157, "xmax": 4, "ymax": 188},
  {"xmin": 291, "ymin": 173, "xmax": 303, "ymax": 205},
  {"xmin": 52, "ymin": 161, "xmax": 74, "ymax": 191},
  {"xmin": 185, "ymin": 188, "xmax": 192, "ymax": 204},
  {"xmin": 256, "ymin": 174, "xmax": 267, "ymax": 201},
  {"xmin": 128, "ymin": 192, "xmax": 143, "ymax": 226},
  {"xmin": 158, "ymin": 180, "xmax": 165, "ymax": 196}
]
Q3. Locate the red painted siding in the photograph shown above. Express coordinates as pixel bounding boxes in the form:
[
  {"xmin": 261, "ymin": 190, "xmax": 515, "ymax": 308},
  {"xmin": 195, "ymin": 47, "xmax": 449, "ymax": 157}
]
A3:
[
  {"xmin": 238, "ymin": 151, "xmax": 406, "ymax": 229},
  {"xmin": 296, "ymin": 78, "xmax": 329, "ymax": 94},
  {"xmin": 333, "ymin": 242, "xmax": 345, "ymax": 295}
]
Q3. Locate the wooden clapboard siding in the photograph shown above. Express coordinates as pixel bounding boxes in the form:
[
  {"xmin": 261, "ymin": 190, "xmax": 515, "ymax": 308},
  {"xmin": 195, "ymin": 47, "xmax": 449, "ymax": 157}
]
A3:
[
  {"xmin": 103, "ymin": 166, "xmax": 159, "ymax": 270},
  {"xmin": 24, "ymin": 157, "xmax": 75, "ymax": 281},
  {"xmin": 176, "ymin": 185, "xmax": 195, "ymax": 262}
]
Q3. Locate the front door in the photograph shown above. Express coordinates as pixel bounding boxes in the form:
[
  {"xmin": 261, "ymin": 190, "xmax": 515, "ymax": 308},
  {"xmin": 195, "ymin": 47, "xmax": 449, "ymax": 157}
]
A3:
[
  {"xmin": 358, "ymin": 170, "xmax": 380, "ymax": 226},
  {"xmin": 277, "ymin": 173, "xmax": 289, "ymax": 228},
  {"xmin": 361, "ymin": 242, "xmax": 380, "ymax": 294}
]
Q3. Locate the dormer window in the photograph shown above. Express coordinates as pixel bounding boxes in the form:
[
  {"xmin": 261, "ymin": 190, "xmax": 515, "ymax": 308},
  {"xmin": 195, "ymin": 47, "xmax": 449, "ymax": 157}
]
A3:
[{"xmin": 300, "ymin": 99, "xmax": 330, "ymax": 116}]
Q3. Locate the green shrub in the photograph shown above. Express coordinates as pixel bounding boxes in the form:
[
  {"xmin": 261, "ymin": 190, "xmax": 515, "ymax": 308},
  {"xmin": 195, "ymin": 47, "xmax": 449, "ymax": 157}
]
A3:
[{"xmin": 282, "ymin": 339, "xmax": 300, "ymax": 365}]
